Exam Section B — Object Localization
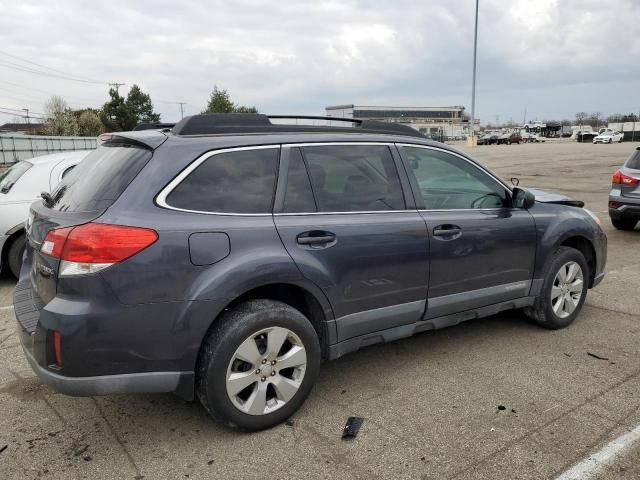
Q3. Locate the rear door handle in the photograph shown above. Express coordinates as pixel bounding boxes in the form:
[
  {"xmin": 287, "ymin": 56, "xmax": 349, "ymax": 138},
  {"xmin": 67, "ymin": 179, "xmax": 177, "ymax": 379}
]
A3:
[
  {"xmin": 296, "ymin": 231, "xmax": 336, "ymax": 246},
  {"xmin": 432, "ymin": 225, "xmax": 462, "ymax": 239}
]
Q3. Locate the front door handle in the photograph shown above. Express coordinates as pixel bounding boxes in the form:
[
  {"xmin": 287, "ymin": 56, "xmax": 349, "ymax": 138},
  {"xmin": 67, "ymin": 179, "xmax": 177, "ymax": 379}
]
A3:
[
  {"xmin": 432, "ymin": 224, "xmax": 462, "ymax": 239},
  {"xmin": 296, "ymin": 231, "xmax": 336, "ymax": 246}
]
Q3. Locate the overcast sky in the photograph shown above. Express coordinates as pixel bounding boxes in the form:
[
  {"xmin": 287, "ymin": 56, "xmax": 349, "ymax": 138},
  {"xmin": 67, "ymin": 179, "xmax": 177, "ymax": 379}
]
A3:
[{"xmin": 0, "ymin": 0, "xmax": 639, "ymax": 124}]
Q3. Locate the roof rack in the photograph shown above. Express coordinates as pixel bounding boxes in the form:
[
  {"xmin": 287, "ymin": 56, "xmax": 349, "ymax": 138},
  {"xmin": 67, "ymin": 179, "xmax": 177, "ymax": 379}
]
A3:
[{"xmin": 133, "ymin": 114, "xmax": 425, "ymax": 138}]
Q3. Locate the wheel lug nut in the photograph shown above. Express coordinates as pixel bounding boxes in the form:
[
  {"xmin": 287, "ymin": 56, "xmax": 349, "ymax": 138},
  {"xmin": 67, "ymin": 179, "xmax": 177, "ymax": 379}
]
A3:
[
  {"xmin": 271, "ymin": 371, "xmax": 276, "ymax": 376},
  {"xmin": 261, "ymin": 376, "xmax": 266, "ymax": 382},
  {"xmin": 271, "ymin": 360, "xmax": 276, "ymax": 365},
  {"xmin": 261, "ymin": 359, "xmax": 267, "ymax": 364},
  {"xmin": 255, "ymin": 369, "xmax": 261, "ymax": 374}
]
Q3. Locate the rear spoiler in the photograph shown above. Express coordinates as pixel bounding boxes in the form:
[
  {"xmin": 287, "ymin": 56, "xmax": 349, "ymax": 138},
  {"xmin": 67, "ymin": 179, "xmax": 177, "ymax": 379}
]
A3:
[{"xmin": 98, "ymin": 131, "xmax": 168, "ymax": 150}]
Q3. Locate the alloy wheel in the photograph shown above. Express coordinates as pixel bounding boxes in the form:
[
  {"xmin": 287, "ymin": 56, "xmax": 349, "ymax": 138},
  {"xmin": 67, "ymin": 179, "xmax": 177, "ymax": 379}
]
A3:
[
  {"xmin": 226, "ymin": 327, "xmax": 307, "ymax": 415},
  {"xmin": 551, "ymin": 261, "xmax": 583, "ymax": 318}
]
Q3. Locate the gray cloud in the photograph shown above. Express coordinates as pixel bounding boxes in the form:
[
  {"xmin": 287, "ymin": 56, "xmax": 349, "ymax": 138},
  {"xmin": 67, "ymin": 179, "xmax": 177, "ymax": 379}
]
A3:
[{"xmin": 0, "ymin": 0, "xmax": 638, "ymax": 124}]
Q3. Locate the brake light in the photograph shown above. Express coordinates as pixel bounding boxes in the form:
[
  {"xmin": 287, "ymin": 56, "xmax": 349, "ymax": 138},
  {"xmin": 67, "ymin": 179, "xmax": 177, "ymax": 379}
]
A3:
[
  {"xmin": 612, "ymin": 170, "xmax": 640, "ymax": 186},
  {"xmin": 42, "ymin": 223, "xmax": 158, "ymax": 276}
]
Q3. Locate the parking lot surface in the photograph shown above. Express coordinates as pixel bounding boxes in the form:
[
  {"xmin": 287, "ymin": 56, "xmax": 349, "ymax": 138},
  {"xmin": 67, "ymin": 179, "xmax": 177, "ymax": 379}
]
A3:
[{"xmin": 1, "ymin": 141, "xmax": 639, "ymax": 479}]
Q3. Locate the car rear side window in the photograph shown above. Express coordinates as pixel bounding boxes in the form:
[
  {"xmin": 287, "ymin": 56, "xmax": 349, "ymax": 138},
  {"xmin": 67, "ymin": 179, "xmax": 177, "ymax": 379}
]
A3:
[
  {"xmin": 283, "ymin": 148, "xmax": 316, "ymax": 213},
  {"xmin": 49, "ymin": 145, "xmax": 152, "ymax": 212},
  {"xmin": 0, "ymin": 161, "xmax": 32, "ymax": 194},
  {"xmin": 166, "ymin": 147, "xmax": 279, "ymax": 214},
  {"xmin": 626, "ymin": 149, "xmax": 640, "ymax": 170},
  {"xmin": 301, "ymin": 145, "xmax": 405, "ymax": 212}
]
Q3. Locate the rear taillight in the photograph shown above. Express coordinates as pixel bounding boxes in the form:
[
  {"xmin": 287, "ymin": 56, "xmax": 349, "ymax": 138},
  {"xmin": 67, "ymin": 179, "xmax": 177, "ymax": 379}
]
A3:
[
  {"xmin": 42, "ymin": 223, "xmax": 158, "ymax": 277},
  {"xmin": 612, "ymin": 170, "xmax": 640, "ymax": 186}
]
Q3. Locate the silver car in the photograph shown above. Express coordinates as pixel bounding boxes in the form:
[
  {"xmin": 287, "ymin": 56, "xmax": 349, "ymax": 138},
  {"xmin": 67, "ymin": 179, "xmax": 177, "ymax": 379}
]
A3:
[{"xmin": 608, "ymin": 146, "xmax": 640, "ymax": 230}]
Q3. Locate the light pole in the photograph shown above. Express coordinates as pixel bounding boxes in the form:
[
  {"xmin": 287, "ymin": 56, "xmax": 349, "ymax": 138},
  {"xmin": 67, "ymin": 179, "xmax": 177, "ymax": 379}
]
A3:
[
  {"xmin": 22, "ymin": 108, "xmax": 30, "ymax": 126},
  {"xmin": 469, "ymin": 0, "xmax": 479, "ymax": 144}
]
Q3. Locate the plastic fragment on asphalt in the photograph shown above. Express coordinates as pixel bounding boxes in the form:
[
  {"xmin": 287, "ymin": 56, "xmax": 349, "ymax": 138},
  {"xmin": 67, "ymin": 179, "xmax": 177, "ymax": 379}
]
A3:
[
  {"xmin": 342, "ymin": 417, "xmax": 364, "ymax": 440},
  {"xmin": 0, "ymin": 445, "xmax": 7, "ymax": 454}
]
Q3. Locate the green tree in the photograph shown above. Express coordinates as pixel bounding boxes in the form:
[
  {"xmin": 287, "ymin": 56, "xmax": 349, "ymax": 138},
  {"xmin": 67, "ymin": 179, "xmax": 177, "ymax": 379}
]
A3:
[
  {"xmin": 42, "ymin": 95, "xmax": 79, "ymax": 136},
  {"xmin": 77, "ymin": 109, "xmax": 106, "ymax": 136},
  {"xmin": 203, "ymin": 85, "xmax": 258, "ymax": 114},
  {"xmin": 100, "ymin": 84, "xmax": 160, "ymax": 131}
]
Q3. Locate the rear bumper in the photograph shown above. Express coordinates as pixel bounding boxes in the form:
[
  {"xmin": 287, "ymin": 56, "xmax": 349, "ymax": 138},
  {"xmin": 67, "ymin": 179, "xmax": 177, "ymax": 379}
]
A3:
[
  {"xmin": 20, "ymin": 341, "xmax": 192, "ymax": 398},
  {"xmin": 609, "ymin": 193, "xmax": 640, "ymax": 220}
]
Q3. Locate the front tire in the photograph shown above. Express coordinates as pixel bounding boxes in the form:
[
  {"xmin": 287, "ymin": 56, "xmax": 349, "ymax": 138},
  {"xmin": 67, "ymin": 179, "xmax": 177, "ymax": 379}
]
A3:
[
  {"xmin": 8, "ymin": 233, "xmax": 26, "ymax": 279},
  {"xmin": 525, "ymin": 247, "xmax": 588, "ymax": 329},
  {"xmin": 196, "ymin": 299, "xmax": 321, "ymax": 431}
]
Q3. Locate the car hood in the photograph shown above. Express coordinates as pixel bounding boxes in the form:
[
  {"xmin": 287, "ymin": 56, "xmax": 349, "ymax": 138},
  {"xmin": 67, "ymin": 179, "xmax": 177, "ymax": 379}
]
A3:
[{"xmin": 528, "ymin": 188, "xmax": 584, "ymax": 207}]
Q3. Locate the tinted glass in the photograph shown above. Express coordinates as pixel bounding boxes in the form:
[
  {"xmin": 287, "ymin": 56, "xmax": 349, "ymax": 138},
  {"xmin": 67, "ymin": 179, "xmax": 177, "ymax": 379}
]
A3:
[
  {"xmin": 0, "ymin": 161, "xmax": 32, "ymax": 194},
  {"xmin": 625, "ymin": 149, "xmax": 640, "ymax": 170},
  {"xmin": 50, "ymin": 145, "xmax": 152, "ymax": 212},
  {"xmin": 283, "ymin": 148, "xmax": 316, "ymax": 213},
  {"xmin": 404, "ymin": 147, "xmax": 508, "ymax": 209},
  {"xmin": 166, "ymin": 148, "xmax": 279, "ymax": 213},
  {"xmin": 302, "ymin": 145, "xmax": 405, "ymax": 212}
]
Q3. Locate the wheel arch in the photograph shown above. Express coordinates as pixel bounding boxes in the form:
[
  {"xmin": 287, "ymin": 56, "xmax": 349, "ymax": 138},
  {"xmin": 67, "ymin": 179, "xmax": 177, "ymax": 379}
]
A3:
[
  {"xmin": 558, "ymin": 235, "xmax": 596, "ymax": 287},
  {"xmin": 1, "ymin": 225, "xmax": 25, "ymax": 265}
]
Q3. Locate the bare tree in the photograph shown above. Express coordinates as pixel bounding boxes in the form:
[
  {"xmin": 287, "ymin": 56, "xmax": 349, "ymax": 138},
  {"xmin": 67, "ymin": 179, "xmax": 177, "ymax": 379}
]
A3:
[{"xmin": 42, "ymin": 95, "xmax": 79, "ymax": 136}]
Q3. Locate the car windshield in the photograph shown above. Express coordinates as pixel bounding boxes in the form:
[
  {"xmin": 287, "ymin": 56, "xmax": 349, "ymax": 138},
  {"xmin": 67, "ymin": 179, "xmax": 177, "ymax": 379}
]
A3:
[{"xmin": 0, "ymin": 161, "xmax": 33, "ymax": 194}]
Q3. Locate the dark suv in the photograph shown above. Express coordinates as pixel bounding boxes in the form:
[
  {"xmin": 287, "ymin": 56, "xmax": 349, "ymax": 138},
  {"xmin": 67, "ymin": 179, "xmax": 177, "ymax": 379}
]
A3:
[{"xmin": 14, "ymin": 114, "xmax": 607, "ymax": 431}]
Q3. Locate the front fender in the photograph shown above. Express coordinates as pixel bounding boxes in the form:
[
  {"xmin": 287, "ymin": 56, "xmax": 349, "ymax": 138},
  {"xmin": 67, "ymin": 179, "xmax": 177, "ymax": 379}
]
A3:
[{"xmin": 530, "ymin": 202, "xmax": 606, "ymax": 283}]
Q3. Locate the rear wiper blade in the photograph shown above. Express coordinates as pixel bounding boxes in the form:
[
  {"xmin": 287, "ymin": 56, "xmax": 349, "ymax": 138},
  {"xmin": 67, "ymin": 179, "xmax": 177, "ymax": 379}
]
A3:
[{"xmin": 40, "ymin": 191, "xmax": 54, "ymax": 207}]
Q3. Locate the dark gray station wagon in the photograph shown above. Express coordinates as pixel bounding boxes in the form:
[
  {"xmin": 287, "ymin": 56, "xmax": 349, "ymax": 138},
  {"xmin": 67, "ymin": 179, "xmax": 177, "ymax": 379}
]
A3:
[{"xmin": 15, "ymin": 114, "xmax": 607, "ymax": 431}]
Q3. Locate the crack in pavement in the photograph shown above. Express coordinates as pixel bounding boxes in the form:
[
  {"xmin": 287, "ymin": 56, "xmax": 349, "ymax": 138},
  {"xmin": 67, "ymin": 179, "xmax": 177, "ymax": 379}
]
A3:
[
  {"xmin": 447, "ymin": 367, "xmax": 640, "ymax": 479},
  {"xmin": 91, "ymin": 397, "xmax": 142, "ymax": 478},
  {"xmin": 584, "ymin": 303, "xmax": 640, "ymax": 318}
]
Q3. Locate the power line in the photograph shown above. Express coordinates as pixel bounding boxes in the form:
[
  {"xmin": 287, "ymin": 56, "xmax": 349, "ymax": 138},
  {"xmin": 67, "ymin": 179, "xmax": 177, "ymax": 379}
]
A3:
[
  {"xmin": 0, "ymin": 60, "xmax": 108, "ymax": 85},
  {"xmin": 109, "ymin": 82, "xmax": 126, "ymax": 94},
  {"xmin": 0, "ymin": 49, "xmax": 106, "ymax": 84}
]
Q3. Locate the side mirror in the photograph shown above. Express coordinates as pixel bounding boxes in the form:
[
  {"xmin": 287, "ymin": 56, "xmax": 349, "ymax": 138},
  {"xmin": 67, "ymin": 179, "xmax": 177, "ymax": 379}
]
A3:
[{"xmin": 512, "ymin": 187, "xmax": 535, "ymax": 209}]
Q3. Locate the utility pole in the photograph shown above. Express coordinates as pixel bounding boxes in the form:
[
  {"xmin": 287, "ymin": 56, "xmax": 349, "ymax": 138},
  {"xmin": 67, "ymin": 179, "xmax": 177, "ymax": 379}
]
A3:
[
  {"xmin": 522, "ymin": 107, "xmax": 527, "ymax": 127},
  {"xmin": 22, "ymin": 108, "xmax": 30, "ymax": 125},
  {"xmin": 175, "ymin": 102, "xmax": 187, "ymax": 119},
  {"xmin": 108, "ymin": 82, "xmax": 126, "ymax": 94},
  {"xmin": 469, "ymin": 0, "xmax": 480, "ymax": 143}
]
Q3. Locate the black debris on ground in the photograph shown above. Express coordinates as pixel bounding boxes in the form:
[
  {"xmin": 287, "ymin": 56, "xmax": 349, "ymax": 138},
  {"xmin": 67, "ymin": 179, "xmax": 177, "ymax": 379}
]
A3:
[
  {"xmin": 342, "ymin": 416, "xmax": 364, "ymax": 440},
  {"xmin": 497, "ymin": 405, "xmax": 506, "ymax": 411},
  {"xmin": 587, "ymin": 352, "xmax": 609, "ymax": 361},
  {"xmin": 0, "ymin": 445, "xmax": 7, "ymax": 454},
  {"xmin": 285, "ymin": 419, "xmax": 294, "ymax": 427}
]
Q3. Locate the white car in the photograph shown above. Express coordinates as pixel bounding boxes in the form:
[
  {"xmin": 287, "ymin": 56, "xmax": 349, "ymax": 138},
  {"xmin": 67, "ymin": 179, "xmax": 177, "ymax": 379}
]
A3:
[
  {"xmin": 593, "ymin": 131, "xmax": 623, "ymax": 144},
  {"xmin": 0, "ymin": 150, "xmax": 92, "ymax": 278}
]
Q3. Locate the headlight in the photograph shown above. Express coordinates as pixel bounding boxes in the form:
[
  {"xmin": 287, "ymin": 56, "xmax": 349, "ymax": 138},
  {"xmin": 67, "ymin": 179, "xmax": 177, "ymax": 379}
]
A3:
[{"xmin": 583, "ymin": 208, "xmax": 602, "ymax": 228}]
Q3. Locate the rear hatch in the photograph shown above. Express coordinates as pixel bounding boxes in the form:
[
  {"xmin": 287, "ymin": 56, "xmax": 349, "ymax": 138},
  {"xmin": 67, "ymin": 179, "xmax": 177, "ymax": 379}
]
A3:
[
  {"xmin": 619, "ymin": 147, "xmax": 640, "ymax": 199},
  {"xmin": 22, "ymin": 137, "xmax": 155, "ymax": 319}
]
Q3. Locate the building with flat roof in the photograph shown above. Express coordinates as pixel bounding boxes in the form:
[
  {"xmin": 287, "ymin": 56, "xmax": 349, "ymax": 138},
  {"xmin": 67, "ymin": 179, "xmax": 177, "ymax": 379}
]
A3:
[{"xmin": 325, "ymin": 104, "xmax": 474, "ymax": 139}]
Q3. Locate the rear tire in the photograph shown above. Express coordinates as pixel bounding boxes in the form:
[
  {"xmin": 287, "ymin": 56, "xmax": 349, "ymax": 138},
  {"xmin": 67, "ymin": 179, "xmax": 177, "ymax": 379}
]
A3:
[
  {"xmin": 196, "ymin": 299, "xmax": 321, "ymax": 431},
  {"xmin": 8, "ymin": 233, "xmax": 26, "ymax": 279},
  {"xmin": 611, "ymin": 218, "xmax": 637, "ymax": 231},
  {"xmin": 525, "ymin": 247, "xmax": 588, "ymax": 329}
]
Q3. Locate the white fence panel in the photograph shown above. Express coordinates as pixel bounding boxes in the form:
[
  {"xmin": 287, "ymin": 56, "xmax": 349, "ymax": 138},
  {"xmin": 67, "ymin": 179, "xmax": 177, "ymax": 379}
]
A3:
[{"xmin": 0, "ymin": 135, "xmax": 97, "ymax": 164}]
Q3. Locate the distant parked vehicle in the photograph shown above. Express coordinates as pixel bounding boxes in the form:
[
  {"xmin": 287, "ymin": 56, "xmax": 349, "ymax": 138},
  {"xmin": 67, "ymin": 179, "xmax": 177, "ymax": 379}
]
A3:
[
  {"xmin": 522, "ymin": 133, "xmax": 545, "ymax": 143},
  {"xmin": 609, "ymin": 146, "xmax": 640, "ymax": 230},
  {"xmin": 498, "ymin": 133, "xmax": 522, "ymax": 145},
  {"xmin": 477, "ymin": 134, "xmax": 499, "ymax": 145},
  {"xmin": 593, "ymin": 131, "xmax": 623, "ymax": 144},
  {"xmin": 0, "ymin": 151, "xmax": 91, "ymax": 277}
]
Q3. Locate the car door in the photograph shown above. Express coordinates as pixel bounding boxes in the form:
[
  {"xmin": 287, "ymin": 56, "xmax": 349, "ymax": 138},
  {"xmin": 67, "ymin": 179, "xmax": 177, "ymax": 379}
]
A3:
[
  {"xmin": 397, "ymin": 144, "xmax": 537, "ymax": 319},
  {"xmin": 273, "ymin": 143, "xmax": 429, "ymax": 342}
]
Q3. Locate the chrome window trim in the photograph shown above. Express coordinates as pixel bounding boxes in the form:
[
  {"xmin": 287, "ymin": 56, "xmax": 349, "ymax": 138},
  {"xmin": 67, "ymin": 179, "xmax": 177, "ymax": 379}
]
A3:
[
  {"xmin": 274, "ymin": 210, "xmax": 417, "ymax": 216},
  {"xmin": 155, "ymin": 145, "xmax": 280, "ymax": 216}
]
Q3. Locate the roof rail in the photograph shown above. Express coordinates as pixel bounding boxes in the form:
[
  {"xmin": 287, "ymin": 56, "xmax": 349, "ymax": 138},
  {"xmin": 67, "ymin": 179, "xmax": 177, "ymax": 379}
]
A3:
[{"xmin": 165, "ymin": 114, "xmax": 425, "ymax": 138}]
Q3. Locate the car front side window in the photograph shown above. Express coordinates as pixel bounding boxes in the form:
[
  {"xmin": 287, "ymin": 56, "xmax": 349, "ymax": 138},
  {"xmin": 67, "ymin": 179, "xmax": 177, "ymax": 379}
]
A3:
[{"xmin": 404, "ymin": 146, "xmax": 509, "ymax": 210}]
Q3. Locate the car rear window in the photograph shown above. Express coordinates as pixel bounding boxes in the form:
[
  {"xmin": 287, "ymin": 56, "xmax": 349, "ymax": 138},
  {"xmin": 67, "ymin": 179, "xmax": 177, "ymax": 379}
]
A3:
[
  {"xmin": 625, "ymin": 148, "xmax": 640, "ymax": 170},
  {"xmin": 48, "ymin": 144, "xmax": 152, "ymax": 212},
  {"xmin": 0, "ymin": 161, "xmax": 32, "ymax": 194},
  {"xmin": 165, "ymin": 147, "xmax": 279, "ymax": 214}
]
